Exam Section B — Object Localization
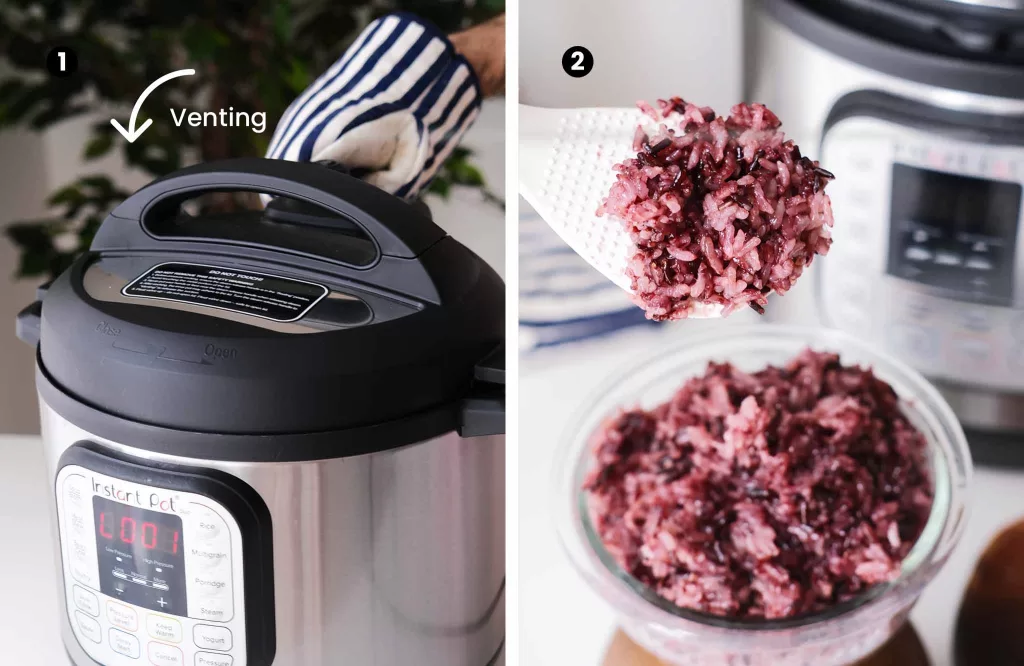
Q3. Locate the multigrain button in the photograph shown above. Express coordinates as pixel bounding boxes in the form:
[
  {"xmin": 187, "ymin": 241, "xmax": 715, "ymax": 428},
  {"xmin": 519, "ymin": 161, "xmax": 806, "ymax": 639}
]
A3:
[
  {"xmin": 75, "ymin": 611, "xmax": 101, "ymax": 644},
  {"xmin": 147, "ymin": 614, "xmax": 182, "ymax": 643},
  {"xmin": 193, "ymin": 624, "xmax": 232, "ymax": 651},
  {"xmin": 190, "ymin": 547, "xmax": 230, "ymax": 571},
  {"xmin": 195, "ymin": 652, "xmax": 233, "ymax": 666},
  {"xmin": 109, "ymin": 628, "xmax": 141, "ymax": 658},
  {"xmin": 149, "ymin": 641, "xmax": 184, "ymax": 665},
  {"xmin": 107, "ymin": 600, "xmax": 139, "ymax": 631},
  {"xmin": 73, "ymin": 585, "xmax": 99, "ymax": 617}
]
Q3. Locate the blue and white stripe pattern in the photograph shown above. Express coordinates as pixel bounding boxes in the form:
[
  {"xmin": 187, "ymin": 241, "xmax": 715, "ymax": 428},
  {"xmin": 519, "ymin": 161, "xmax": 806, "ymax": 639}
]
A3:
[
  {"xmin": 520, "ymin": 199, "xmax": 652, "ymax": 352},
  {"xmin": 266, "ymin": 12, "xmax": 482, "ymax": 199}
]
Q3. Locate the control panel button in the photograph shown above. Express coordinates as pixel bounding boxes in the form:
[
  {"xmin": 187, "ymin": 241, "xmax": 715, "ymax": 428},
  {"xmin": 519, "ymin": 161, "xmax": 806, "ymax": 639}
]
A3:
[
  {"xmin": 147, "ymin": 614, "xmax": 183, "ymax": 643},
  {"xmin": 109, "ymin": 628, "xmax": 141, "ymax": 658},
  {"xmin": 193, "ymin": 625, "xmax": 232, "ymax": 652},
  {"xmin": 75, "ymin": 611, "xmax": 102, "ymax": 644},
  {"xmin": 149, "ymin": 641, "xmax": 184, "ymax": 666},
  {"xmin": 68, "ymin": 511, "xmax": 89, "ymax": 535},
  {"xmin": 966, "ymin": 255, "xmax": 993, "ymax": 271},
  {"xmin": 70, "ymin": 561, "xmax": 99, "ymax": 590},
  {"xmin": 904, "ymin": 246, "xmax": 932, "ymax": 262},
  {"xmin": 950, "ymin": 334, "xmax": 995, "ymax": 371},
  {"xmin": 190, "ymin": 546, "xmax": 230, "ymax": 571},
  {"xmin": 191, "ymin": 594, "xmax": 232, "ymax": 623},
  {"xmin": 960, "ymin": 308, "xmax": 993, "ymax": 333},
  {"xmin": 195, "ymin": 652, "xmax": 234, "ymax": 666},
  {"xmin": 64, "ymin": 477, "xmax": 87, "ymax": 507},
  {"xmin": 890, "ymin": 323, "xmax": 940, "ymax": 362},
  {"xmin": 73, "ymin": 585, "xmax": 99, "ymax": 617},
  {"xmin": 107, "ymin": 600, "xmax": 139, "ymax": 632},
  {"xmin": 189, "ymin": 510, "xmax": 225, "ymax": 542}
]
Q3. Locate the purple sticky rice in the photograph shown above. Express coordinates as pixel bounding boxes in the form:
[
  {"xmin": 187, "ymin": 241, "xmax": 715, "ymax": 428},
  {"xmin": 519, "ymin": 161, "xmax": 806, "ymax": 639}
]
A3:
[
  {"xmin": 598, "ymin": 99, "xmax": 835, "ymax": 320},
  {"xmin": 584, "ymin": 349, "xmax": 933, "ymax": 620}
]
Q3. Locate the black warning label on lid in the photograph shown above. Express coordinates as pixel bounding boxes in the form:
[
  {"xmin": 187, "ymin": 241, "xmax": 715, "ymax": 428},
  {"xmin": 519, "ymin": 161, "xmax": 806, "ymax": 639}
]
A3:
[{"xmin": 122, "ymin": 262, "xmax": 329, "ymax": 323}]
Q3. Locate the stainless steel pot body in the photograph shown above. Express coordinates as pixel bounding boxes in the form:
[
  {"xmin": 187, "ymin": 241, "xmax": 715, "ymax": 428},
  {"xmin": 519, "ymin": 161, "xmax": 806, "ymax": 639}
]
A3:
[
  {"xmin": 749, "ymin": 2, "xmax": 1024, "ymax": 435},
  {"xmin": 42, "ymin": 401, "xmax": 505, "ymax": 666}
]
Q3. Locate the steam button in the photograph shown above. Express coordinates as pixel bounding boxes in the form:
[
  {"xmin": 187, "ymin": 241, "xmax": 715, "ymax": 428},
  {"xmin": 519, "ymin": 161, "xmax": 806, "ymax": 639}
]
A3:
[
  {"xmin": 109, "ymin": 628, "xmax": 141, "ymax": 658},
  {"xmin": 75, "ymin": 611, "xmax": 101, "ymax": 644},
  {"xmin": 192, "ymin": 594, "xmax": 232, "ymax": 623}
]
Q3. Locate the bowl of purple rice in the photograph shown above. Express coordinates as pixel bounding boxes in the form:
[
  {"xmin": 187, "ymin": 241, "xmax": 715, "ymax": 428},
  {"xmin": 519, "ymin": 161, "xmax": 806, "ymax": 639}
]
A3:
[{"xmin": 553, "ymin": 326, "xmax": 971, "ymax": 666}]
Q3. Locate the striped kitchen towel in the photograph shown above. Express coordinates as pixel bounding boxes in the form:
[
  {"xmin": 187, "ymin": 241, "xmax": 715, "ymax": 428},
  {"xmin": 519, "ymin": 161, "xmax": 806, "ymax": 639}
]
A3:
[
  {"xmin": 265, "ymin": 12, "xmax": 482, "ymax": 199},
  {"xmin": 520, "ymin": 198, "xmax": 653, "ymax": 352}
]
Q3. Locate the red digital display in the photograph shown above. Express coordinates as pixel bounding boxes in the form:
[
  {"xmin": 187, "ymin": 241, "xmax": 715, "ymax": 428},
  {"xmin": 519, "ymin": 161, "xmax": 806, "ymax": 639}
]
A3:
[
  {"xmin": 97, "ymin": 508, "xmax": 180, "ymax": 554},
  {"xmin": 92, "ymin": 495, "xmax": 187, "ymax": 616}
]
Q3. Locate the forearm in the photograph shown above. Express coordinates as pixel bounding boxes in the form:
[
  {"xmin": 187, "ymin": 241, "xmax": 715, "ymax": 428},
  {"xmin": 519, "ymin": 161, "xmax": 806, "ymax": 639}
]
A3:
[{"xmin": 448, "ymin": 14, "xmax": 505, "ymax": 97}]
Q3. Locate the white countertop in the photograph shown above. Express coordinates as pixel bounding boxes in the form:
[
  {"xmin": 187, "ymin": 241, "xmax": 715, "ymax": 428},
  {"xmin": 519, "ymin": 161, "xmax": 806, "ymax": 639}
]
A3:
[{"xmin": 519, "ymin": 324, "xmax": 1024, "ymax": 666}]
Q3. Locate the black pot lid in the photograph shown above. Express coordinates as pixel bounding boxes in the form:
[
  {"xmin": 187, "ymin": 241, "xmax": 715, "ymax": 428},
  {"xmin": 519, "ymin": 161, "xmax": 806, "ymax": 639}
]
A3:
[{"xmin": 19, "ymin": 158, "xmax": 504, "ymax": 456}]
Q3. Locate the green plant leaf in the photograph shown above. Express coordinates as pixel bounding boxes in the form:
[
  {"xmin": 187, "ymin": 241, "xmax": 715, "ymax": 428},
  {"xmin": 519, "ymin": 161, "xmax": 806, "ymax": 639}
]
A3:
[
  {"xmin": 428, "ymin": 177, "xmax": 452, "ymax": 199},
  {"xmin": 83, "ymin": 133, "xmax": 115, "ymax": 159},
  {"xmin": 449, "ymin": 160, "xmax": 485, "ymax": 186}
]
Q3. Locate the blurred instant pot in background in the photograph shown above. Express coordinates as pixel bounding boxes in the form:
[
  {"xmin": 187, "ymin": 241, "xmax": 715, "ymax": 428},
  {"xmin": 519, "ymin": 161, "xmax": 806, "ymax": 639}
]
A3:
[{"xmin": 749, "ymin": 0, "xmax": 1024, "ymax": 465}]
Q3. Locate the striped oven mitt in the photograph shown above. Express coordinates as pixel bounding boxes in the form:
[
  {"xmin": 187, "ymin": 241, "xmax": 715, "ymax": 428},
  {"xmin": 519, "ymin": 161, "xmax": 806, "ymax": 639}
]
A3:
[
  {"xmin": 519, "ymin": 198, "xmax": 653, "ymax": 352},
  {"xmin": 265, "ymin": 12, "xmax": 482, "ymax": 199}
]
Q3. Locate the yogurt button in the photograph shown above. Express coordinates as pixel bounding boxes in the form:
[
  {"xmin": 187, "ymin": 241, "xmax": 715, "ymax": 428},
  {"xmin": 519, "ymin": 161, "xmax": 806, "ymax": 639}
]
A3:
[{"xmin": 193, "ymin": 624, "xmax": 232, "ymax": 651}]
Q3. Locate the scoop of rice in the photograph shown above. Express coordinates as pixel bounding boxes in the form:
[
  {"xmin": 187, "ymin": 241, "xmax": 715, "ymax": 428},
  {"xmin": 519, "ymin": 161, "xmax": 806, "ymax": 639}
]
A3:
[
  {"xmin": 598, "ymin": 98, "xmax": 835, "ymax": 320},
  {"xmin": 584, "ymin": 349, "xmax": 933, "ymax": 620}
]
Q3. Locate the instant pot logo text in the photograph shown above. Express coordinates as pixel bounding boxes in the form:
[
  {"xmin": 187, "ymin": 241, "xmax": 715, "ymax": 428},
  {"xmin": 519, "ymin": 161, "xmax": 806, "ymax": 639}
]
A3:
[
  {"xmin": 92, "ymin": 479, "xmax": 179, "ymax": 512},
  {"xmin": 95, "ymin": 321, "xmax": 120, "ymax": 336}
]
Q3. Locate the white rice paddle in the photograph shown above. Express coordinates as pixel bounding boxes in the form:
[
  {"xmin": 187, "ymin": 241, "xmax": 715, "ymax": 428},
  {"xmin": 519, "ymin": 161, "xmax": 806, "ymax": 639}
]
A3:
[{"xmin": 518, "ymin": 104, "xmax": 723, "ymax": 319}]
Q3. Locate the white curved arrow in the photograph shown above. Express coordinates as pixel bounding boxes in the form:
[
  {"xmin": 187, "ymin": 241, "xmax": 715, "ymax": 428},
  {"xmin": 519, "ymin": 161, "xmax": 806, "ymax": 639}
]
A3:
[{"xmin": 111, "ymin": 68, "xmax": 196, "ymax": 143}]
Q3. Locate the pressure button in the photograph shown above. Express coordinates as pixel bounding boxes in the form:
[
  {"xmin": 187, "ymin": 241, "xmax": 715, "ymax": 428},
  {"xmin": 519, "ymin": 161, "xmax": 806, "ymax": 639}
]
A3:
[{"xmin": 195, "ymin": 652, "xmax": 234, "ymax": 666}]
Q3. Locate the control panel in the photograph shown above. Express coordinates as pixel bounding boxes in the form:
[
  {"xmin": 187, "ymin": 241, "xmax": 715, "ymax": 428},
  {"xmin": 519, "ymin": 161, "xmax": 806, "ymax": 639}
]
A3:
[
  {"xmin": 819, "ymin": 114, "xmax": 1024, "ymax": 392},
  {"xmin": 56, "ymin": 462, "xmax": 247, "ymax": 666}
]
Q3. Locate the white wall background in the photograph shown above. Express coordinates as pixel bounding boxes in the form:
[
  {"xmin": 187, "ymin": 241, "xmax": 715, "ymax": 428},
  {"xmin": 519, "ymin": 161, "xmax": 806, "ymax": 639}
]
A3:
[
  {"xmin": 0, "ymin": 96, "xmax": 505, "ymax": 435},
  {"xmin": 520, "ymin": 0, "xmax": 742, "ymax": 110}
]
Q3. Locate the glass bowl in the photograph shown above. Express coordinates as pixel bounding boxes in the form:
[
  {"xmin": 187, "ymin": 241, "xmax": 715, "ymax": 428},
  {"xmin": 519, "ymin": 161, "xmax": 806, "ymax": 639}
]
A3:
[{"xmin": 553, "ymin": 325, "xmax": 972, "ymax": 666}]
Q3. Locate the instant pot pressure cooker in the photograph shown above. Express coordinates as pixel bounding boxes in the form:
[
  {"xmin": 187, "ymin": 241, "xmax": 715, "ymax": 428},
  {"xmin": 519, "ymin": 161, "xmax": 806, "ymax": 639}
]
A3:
[
  {"xmin": 15, "ymin": 158, "xmax": 505, "ymax": 666},
  {"xmin": 751, "ymin": 0, "xmax": 1024, "ymax": 465}
]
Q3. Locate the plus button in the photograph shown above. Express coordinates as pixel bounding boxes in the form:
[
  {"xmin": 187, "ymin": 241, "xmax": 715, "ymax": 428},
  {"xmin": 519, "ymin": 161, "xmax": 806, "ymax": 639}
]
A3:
[{"xmin": 157, "ymin": 597, "xmax": 168, "ymax": 608}]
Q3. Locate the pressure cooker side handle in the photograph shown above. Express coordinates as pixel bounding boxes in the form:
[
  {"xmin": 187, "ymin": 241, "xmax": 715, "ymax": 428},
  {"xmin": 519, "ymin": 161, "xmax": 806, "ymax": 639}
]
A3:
[
  {"xmin": 101, "ymin": 158, "xmax": 447, "ymax": 260},
  {"xmin": 458, "ymin": 343, "xmax": 506, "ymax": 438}
]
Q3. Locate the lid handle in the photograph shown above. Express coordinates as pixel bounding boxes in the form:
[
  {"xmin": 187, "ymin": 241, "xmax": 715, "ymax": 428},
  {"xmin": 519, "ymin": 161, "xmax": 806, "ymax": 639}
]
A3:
[
  {"xmin": 458, "ymin": 343, "xmax": 505, "ymax": 437},
  {"xmin": 102, "ymin": 158, "xmax": 447, "ymax": 260}
]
